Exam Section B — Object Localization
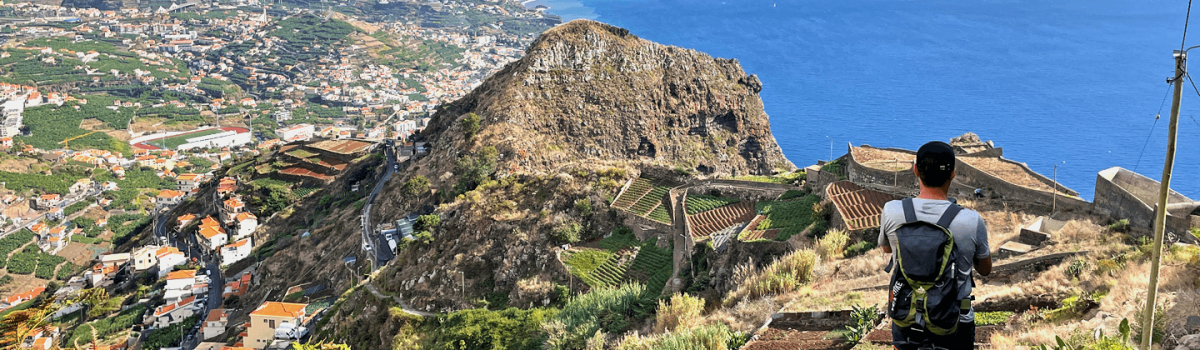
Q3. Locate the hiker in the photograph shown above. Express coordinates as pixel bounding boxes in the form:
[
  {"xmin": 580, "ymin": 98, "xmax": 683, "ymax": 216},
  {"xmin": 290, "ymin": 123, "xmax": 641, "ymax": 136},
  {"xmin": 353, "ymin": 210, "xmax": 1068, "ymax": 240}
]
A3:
[{"xmin": 879, "ymin": 141, "xmax": 993, "ymax": 349}]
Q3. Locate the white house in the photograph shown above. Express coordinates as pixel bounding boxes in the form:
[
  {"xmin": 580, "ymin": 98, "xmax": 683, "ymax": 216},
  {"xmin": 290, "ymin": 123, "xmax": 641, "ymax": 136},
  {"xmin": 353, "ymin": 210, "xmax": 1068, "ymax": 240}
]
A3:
[
  {"xmin": 156, "ymin": 246, "xmax": 188, "ymax": 278},
  {"xmin": 202, "ymin": 308, "xmax": 229, "ymax": 341},
  {"xmin": 275, "ymin": 123, "xmax": 314, "ymax": 143},
  {"xmin": 220, "ymin": 237, "xmax": 251, "ymax": 266},
  {"xmin": 232, "ymin": 212, "xmax": 257, "ymax": 241},
  {"xmin": 197, "ymin": 216, "xmax": 227, "ymax": 251},
  {"xmin": 152, "ymin": 295, "xmax": 198, "ymax": 328},
  {"xmin": 176, "ymin": 173, "xmax": 205, "ymax": 192}
]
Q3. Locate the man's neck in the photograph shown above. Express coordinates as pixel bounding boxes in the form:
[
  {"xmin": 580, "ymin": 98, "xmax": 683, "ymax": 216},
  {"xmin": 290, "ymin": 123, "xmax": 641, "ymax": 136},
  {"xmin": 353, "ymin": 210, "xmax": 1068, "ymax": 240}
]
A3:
[{"xmin": 917, "ymin": 186, "xmax": 950, "ymax": 200}]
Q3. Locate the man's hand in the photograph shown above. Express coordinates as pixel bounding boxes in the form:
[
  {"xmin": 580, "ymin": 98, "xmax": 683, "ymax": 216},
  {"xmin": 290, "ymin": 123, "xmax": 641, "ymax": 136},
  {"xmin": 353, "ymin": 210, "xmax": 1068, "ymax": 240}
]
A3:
[
  {"xmin": 881, "ymin": 244, "xmax": 891, "ymax": 254},
  {"xmin": 974, "ymin": 256, "xmax": 992, "ymax": 276}
]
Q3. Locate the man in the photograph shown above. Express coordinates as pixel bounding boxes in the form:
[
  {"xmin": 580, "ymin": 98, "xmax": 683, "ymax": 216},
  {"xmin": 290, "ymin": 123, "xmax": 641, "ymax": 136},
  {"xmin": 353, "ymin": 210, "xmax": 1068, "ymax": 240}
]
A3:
[{"xmin": 879, "ymin": 141, "xmax": 992, "ymax": 349}]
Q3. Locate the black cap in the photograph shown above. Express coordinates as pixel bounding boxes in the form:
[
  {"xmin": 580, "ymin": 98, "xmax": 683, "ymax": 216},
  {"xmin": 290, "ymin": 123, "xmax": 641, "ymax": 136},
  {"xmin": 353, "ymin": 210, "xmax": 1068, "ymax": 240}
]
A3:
[{"xmin": 916, "ymin": 141, "xmax": 955, "ymax": 173}]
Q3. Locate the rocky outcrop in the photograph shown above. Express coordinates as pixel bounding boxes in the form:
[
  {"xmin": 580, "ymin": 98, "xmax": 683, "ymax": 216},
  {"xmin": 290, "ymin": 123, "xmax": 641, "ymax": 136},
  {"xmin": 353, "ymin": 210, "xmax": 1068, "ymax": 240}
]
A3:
[
  {"xmin": 422, "ymin": 19, "xmax": 793, "ymax": 178},
  {"xmin": 368, "ymin": 20, "xmax": 795, "ymax": 315}
]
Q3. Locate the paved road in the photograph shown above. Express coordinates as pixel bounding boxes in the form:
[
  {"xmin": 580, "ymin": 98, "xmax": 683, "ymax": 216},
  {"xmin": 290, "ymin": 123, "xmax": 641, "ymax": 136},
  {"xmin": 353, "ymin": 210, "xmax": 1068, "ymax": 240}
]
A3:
[{"xmin": 363, "ymin": 142, "xmax": 397, "ymax": 266}]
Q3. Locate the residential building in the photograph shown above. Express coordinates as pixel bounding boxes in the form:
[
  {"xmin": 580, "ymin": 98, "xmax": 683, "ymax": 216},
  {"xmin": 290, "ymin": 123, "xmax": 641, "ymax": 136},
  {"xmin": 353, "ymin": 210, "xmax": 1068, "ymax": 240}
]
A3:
[
  {"xmin": 33, "ymin": 194, "xmax": 60, "ymax": 210},
  {"xmin": 197, "ymin": 216, "xmax": 227, "ymax": 251},
  {"xmin": 202, "ymin": 308, "xmax": 229, "ymax": 340},
  {"xmin": 220, "ymin": 196, "xmax": 244, "ymax": 225},
  {"xmin": 220, "ymin": 237, "xmax": 251, "ymax": 266},
  {"xmin": 1, "ymin": 286, "xmax": 44, "ymax": 309},
  {"xmin": 274, "ymin": 124, "xmax": 314, "ymax": 143},
  {"xmin": 246, "ymin": 302, "xmax": 308, "ymax": 349},
  {"xmin": 156, "ymin": 246, "xmax": 188, "ymax": 278},
  {"xmin": 69, "ymin": 178, "xmax": 93, "ymax": 193},
  {"xmin": 157, "ymin": 189, "xmax": 186, "ymax": 209},
  {"xmin": 152, "ymin": 295, "xmax": 198, "ymax": 328},
  {"xmin": 130, "ymin": 245, "xmax": 159, "ymax": 272},
  {"xmin": 177, "ymin": 173, "xmax": 205, "ymax": 192},
  {"xmin": 232, "ymin": 212, "xmax": 257, "ymax": 240},
  {"xmin": 177, "ymin": 213, "xmax": 196, "ymax": 230},
  {"xmin": 223, "ymin": 273, "xmax": 251, "ymax": 299}
]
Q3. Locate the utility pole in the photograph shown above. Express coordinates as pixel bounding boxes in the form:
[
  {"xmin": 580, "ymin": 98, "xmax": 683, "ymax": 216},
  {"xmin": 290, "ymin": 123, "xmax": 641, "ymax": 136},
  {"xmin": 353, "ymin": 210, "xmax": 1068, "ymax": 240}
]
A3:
[{"xmin": 1141, "ymin": 47, "xmax": 1186, "ymax": 350}]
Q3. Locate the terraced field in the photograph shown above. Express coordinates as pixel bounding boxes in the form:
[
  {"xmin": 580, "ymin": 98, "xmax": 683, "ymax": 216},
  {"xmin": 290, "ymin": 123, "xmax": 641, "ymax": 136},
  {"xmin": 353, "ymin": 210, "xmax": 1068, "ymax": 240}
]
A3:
[
  {"xmin": 623, "ymin": 238, "xmax": 673, "ymax": 297},
  {"xmin": 685, "ymin": 195, "xmax": 740, "ymax": 215},
  {"xmin": 613, "ymin": 178, "xmax": 654, "ymax": 209},
  {"xmin": 564, "ymin": 248, "xmax": 637, "ymax": 289},
  {"xmin": 612, "ymin": 177, "xmax": 674, "ymax": 224},
  {"xmin": 688, "ymin": 201, "xmax": 755, "ymax": 238}
]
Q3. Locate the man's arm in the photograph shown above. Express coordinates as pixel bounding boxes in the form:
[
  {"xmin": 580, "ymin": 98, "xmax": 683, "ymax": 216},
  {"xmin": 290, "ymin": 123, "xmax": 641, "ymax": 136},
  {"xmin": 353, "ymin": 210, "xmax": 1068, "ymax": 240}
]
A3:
[{"xmin": 974, "ymin": 219, "xmax": 991, "ymax": 276}]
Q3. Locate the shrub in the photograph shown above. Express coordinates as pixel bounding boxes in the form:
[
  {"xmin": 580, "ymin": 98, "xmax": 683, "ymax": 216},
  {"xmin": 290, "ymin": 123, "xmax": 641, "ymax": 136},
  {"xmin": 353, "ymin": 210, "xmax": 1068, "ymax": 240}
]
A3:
[
  {"xmin": 975, "ymin": 311, "xmax": 1013, "ymax": 326},
  {"xmin": 617, "ymin": 323, "xmax": 736, "ymax": 350},
  {"xmin": 723, "ymin": 249, "xmax": 819, "ymax": 305},
  {"xmin": 461, "ymin": 112, "xmax": 481, "ymax": 139},
  {"xmin": 652, "ymin": 293, "xmax": 705, "ymax": 334},
  {"xmin": 543, "ymin": 284, "xmax": 647, "ymax": 350},
  {"xmin": 439, "ymin": 307, "xmax": 557, "ymax": 350},
  {"xmin": 816, "ymin": 229, "xmax": 849, "ymax": 260},
  {"xmin": 415, "ymin": 214, "xmax": 440, "ymax": 232},
  {"xmin": 843, "ymin": 241, "xmax": 877, "ymax": 258},
  {"xmin": 401, "ymin": 175, "xmax": 429, "ymax": 198},
  {"xmin": 552, "ymin": 222, "xmax": 583, "ymax": 244},
  {"xmin": 414, "ymin": 231, "xmax": 433, "ymax": 244},
  {"xmin": 843, "ymin": 304, "xmax": 880, "ymax": 346},
  {"xmin": 1065, "ymin": 259, "xmax": 1088, "ymax": 280},
  {"xmin": 1107, "ymin": 219, "xmax": 1130, "ymax": 233},
  {"xmin": 1132, "ymin": 300, "xmax": 1167, "ymax": 345},
  {"xmin": 574, "ymin": 198, "xmax": 593, "ymax": 217}
]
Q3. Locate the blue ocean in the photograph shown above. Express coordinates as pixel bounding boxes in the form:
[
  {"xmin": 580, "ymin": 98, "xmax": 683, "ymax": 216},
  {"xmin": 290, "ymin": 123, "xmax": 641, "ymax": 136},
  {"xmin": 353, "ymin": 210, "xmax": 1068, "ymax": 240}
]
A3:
[{"xmin": 529, "ymin": 0, "xmax": 1200, "ymax": 201}]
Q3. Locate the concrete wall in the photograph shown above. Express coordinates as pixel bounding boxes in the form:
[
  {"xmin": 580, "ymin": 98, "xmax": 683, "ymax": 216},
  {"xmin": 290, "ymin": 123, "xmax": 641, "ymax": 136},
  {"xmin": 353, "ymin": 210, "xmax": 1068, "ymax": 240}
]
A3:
[
  {"xmin": 1094, "ymin": 167, "xmax": 1199, "ymax": 238},
  {"xmin": 846, "ymin": 144, "xmax": 920, "ymax": 192},
  {"xmin": 847, "ymin": 145, "xmax": 1089, "ymax": 211},
  {"xmin": 767, "ymin": 310, "xmax": 853, "ymax": 330}
]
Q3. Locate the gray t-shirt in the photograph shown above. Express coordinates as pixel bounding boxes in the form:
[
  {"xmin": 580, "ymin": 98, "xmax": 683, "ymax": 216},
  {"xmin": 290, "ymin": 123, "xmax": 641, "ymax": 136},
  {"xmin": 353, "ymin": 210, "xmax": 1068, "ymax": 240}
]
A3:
[{"xmin": 878, "ymin": 198, "xmax": 989, "ymax": 322}]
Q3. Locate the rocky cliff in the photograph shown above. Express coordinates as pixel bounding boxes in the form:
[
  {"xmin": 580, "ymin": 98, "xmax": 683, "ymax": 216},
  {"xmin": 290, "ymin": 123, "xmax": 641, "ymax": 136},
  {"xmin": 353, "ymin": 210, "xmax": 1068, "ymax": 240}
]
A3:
[
  {"xmin": 336, "ymin": 20, "xmax": 794, "ymax": 344},
  {"xmin": 421, "ymin": 19, "xmax": 793, "ymax": 178}
]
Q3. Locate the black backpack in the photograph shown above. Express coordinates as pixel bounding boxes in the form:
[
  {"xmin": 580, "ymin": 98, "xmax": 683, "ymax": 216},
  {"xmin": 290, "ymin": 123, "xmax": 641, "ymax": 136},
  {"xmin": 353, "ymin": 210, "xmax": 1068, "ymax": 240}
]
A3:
[{"xmin": 887, "ymin": 198, "xmax": 965, "ymax": 336}]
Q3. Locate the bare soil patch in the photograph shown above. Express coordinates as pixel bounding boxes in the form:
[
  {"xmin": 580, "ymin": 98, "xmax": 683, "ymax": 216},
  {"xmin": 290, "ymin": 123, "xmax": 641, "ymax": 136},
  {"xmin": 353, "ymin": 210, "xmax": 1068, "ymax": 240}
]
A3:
[
  {"xmin": 959, "ymin": 157, "xmax": 1056, "ymax": 192},
  {"xmin": 0, "ymin": 156, "xmax": 37, "ymax": 173},
  {"xmin": 851, "ymin": 146, "xmax": 914, "ymax": 171},
  {"xmin": 56, "ymin": 242, "xmax": 96, "ymax": 267}
]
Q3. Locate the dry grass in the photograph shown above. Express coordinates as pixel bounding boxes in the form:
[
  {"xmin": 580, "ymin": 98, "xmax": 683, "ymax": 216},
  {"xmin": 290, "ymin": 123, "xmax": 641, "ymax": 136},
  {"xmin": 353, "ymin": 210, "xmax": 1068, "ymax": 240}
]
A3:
[
  {"xmin": 653, "ymin": 293, "xmax": 705, "ymax": 334},
  {"xmin": 704, "ymin": 297, "xmax": 780, "ymax": 333},
  {"xmin": 722, "ymin": 249, "xmax": 820, "ymax": 306},
  {"xmin": 816, "ymin": 228, "xmax": 849, "ymax": 261}
]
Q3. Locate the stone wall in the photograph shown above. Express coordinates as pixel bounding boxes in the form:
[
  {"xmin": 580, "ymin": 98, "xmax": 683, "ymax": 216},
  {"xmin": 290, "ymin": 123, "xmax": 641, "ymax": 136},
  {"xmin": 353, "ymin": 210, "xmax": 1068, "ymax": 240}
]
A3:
[
  {"xmin": 615, "ymin": 209, "xmax": 672, "ymax": 240},
  {"xmin": 767, "ymin": 310, "xmax": 853, "ymax": 330}
]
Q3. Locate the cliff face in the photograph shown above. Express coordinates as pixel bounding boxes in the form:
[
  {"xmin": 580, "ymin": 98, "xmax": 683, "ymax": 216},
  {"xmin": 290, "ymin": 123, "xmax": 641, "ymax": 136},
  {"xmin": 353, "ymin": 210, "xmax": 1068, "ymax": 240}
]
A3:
[
  {"xmin": 422, "ymin": 19, "xmax": 793, "ymax": 177},
  {"xmin": 357, "ymin": 19, "xmax": 793, "ymax": 325}
]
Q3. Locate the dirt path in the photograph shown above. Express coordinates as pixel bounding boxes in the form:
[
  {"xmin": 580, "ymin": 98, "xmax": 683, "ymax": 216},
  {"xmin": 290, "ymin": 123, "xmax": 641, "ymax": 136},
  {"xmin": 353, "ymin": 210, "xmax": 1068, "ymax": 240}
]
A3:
[{"xmin": 362, "ymin": 279, "xmax": 434, "ymax": 317}]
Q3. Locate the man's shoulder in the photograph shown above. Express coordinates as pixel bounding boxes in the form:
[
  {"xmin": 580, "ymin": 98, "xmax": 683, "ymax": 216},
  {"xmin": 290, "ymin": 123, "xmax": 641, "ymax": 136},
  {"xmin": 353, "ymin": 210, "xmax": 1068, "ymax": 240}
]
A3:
[{"xmin": 952, "ymin": 205, "xmax": 984, "ymax": 224}]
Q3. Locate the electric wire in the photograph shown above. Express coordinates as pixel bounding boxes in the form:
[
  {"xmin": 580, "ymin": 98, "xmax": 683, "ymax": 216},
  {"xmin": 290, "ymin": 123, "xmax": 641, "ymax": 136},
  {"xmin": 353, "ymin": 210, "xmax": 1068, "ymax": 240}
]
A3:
[{"xmin": 1133, "ymin": 82, "xmax": 1172, "ymax": 172}]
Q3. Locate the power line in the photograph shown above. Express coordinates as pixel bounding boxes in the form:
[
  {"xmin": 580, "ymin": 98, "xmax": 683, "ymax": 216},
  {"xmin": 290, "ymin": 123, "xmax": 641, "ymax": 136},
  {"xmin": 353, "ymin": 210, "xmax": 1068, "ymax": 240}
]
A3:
[
  {"xmin": 1134, "ymin": 82, "xmax": 1173, "ymax": 172},
  {"xmin": 1184, "ymin": 0, "xmax": 1194, "ymax": 52}
]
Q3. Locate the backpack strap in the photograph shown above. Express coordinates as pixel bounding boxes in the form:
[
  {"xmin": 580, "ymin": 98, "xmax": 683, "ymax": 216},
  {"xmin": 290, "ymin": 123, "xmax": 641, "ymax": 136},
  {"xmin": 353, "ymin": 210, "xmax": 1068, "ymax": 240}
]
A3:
[
  {"xmin": 936, "ymin": 204, "xmax": 962, "ymax": 228},
  {"xmin": 901, "ymin": 198, "xmax": 917, "ymax": 223}
]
